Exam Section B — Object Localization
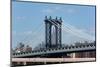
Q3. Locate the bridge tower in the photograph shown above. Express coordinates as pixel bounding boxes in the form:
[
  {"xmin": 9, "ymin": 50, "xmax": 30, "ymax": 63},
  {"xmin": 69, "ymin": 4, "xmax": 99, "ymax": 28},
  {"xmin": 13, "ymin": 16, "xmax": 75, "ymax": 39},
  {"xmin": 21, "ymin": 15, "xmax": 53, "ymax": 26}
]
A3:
[{"xmin": 44, "ymin": 16, "xmax": 62, "ymax": 48}]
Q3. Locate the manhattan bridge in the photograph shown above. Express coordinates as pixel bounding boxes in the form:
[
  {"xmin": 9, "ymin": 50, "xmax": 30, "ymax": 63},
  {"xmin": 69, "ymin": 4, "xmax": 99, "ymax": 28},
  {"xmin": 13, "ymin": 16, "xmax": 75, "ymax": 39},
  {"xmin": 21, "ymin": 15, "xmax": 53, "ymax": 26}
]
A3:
[{"xmin": 12, "ymin": 16, "xmax": 96, "ymax": 58}]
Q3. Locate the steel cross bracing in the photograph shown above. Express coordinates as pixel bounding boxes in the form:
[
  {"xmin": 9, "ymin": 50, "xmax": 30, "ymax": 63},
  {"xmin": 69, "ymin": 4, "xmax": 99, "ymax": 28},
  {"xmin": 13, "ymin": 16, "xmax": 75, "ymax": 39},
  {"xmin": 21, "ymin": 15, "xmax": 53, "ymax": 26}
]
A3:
[
  {"xmin": 13, "ymin": 44, "xmax": 95, "ymax": 58},
  {"xmin": 45, "ymin": 17, "xmax": 62, "ymax": 48}
]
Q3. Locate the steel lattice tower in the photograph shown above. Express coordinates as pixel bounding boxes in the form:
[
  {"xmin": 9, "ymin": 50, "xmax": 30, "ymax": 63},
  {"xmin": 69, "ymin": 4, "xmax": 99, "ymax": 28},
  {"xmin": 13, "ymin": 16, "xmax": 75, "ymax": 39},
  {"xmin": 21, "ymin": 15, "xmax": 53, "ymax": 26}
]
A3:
[{"xmin": 44, "ymin": 16, "xmax": 62, "ymax": 48}]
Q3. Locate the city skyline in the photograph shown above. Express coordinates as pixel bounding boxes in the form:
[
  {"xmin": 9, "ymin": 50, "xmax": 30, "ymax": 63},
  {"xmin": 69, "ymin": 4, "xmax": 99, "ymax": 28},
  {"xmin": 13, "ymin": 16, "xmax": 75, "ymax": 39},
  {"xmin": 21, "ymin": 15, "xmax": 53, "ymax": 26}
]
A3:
[{"xmin": 12, "ymin": 1, "xmax": 96, "ymax": 49}]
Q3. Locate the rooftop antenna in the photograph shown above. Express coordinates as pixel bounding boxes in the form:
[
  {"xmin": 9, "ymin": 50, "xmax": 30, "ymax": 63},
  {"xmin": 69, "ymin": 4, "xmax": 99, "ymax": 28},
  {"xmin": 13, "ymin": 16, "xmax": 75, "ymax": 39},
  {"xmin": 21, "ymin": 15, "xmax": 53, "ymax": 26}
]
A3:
[{"xmin": 49, "ymin": 16, "xmax": 52, "ymax": 19}]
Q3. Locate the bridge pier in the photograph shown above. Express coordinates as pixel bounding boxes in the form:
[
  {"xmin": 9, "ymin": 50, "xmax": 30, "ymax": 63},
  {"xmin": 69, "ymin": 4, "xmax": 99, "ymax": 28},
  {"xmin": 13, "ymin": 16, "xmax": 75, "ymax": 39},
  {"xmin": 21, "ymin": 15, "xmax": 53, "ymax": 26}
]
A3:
[
  {"xmin": 44, "ymin": 62, "xmax": 47, "ymax": 65},
  {"xmin": 17, "ymin": 62, "xmax": 20, "ymax": 65},
  {"xmin": 23, "ymin": 62, "xmax": 26, "ymax": 65},
  {"xmin": 71, "ymin": 53, "xmax": 76, "ymax": 58}
]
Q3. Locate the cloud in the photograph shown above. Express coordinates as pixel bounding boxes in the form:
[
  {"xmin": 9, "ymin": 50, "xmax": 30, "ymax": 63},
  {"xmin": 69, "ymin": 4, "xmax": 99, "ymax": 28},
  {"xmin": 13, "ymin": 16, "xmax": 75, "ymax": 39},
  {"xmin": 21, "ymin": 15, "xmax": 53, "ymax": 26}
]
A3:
[
  {"xmin": 42, "ymin": 9, "xmax": 54, "ymax": 14},
  {"xmin": 88, "ymin": 27, "xmax": 95, "ymax": 35},
  {"xmin": 12, "ymin": 31, "xmax": 17, "ymax": 35},
  {"xmin": 16, "ymin": 16, "xmax": 26, "ymax": 20},
  {"xmin": 54, "ymin": 7, "xmax": 62, "ymax": 10},
  {"xmin": 12, "ymin": 31, "xmax": 33, "ymax": 36},
  {"xmin": 42, "ymin": 6, "xmax": 62, "ymax": 14},
  {"xmin": 42, "ymin": 7, "xmax": 76, "ymax": 15},
  {"xmin": 67, "ymin": 8, "xmax": 76, "ymax": 13},
  {"xmin": 22, "ymin": 31, "xmax": 33, "ymax": 35}
]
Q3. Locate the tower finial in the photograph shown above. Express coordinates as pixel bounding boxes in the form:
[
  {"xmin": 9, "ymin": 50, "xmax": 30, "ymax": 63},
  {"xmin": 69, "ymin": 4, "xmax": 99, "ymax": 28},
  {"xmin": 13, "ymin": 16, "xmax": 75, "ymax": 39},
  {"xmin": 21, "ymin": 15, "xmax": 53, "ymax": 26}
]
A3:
[
  {"xmin": 56, "ymin": 16, "xmax": 57, "ymax": 20},
  {"xmin": 60, "ymin": 17, "xmax": 62, "ymax": 22},
  {"xmin": 45, "ymin": 16, "xmax": 47, "ymax": 19}
]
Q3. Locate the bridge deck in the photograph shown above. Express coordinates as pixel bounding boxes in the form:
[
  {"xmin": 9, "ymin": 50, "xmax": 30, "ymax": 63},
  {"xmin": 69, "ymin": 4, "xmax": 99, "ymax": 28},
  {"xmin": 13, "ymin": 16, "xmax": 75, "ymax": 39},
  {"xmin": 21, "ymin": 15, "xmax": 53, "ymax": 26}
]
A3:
[
  {"xmin": 12, "ymin": 58, "xmax": 95, "ymax": 62},
  {"xmin": 13, "ymin": 44, "xmax": 96, "ymax": 58}
]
